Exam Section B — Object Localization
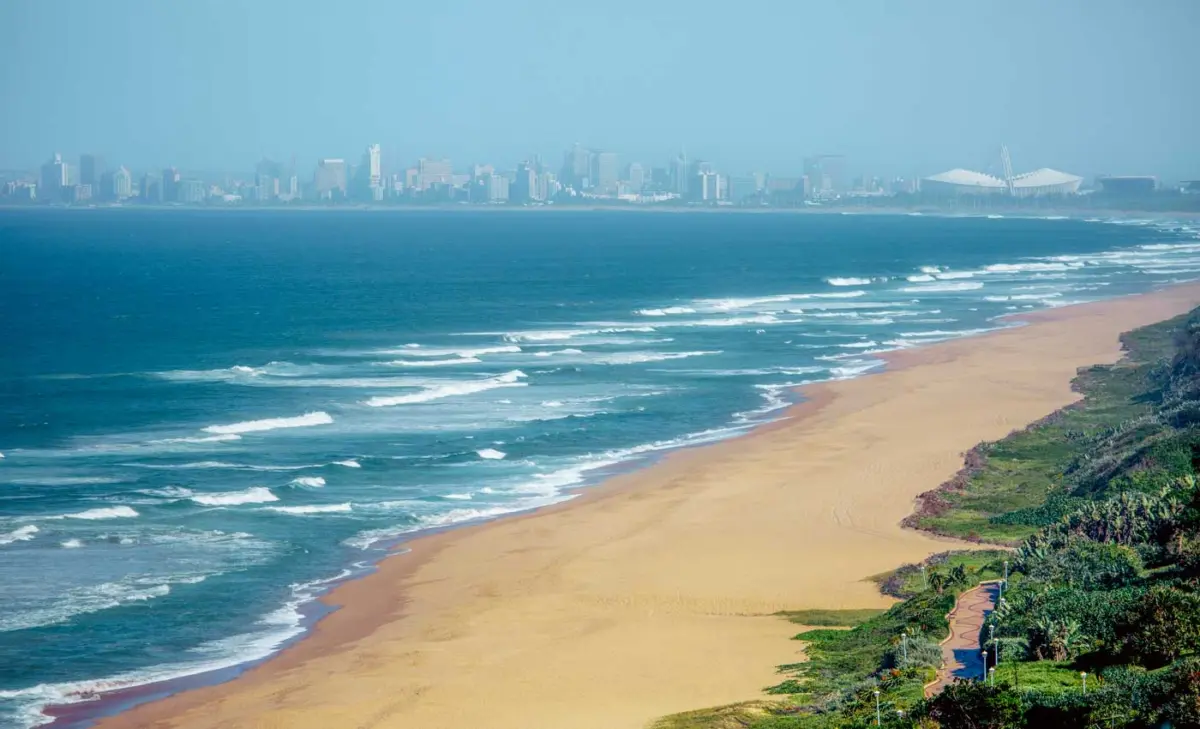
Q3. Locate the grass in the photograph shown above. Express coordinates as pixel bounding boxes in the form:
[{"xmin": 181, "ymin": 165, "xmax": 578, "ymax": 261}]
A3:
[
  {"xmin": 993, "ymin": 660, "xmax": 1088, "ymax": 695},
  {"xmin": 774, "ymin": 609, "xmax": 886, "ymax": 627},
  {"xmin": 648, "ymin": 701, "xmax": 788, "ymax": 729},
  {"xmin": 909, "ymin": 312, "xmax": 1189, "ymax": 544},
  {"xmin": 874, "ymin": 550, "xmax": 1010, "ymax": 599}
]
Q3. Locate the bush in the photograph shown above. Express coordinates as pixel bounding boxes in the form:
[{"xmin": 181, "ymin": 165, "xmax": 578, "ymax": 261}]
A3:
[
  {"xmin": 917, "ymin": 681, "xmax": 1024, "ymax": 728},
  {"xmin": 1021, "ymin": 539, "xmax": 1143, "ymax": 590},
  {"xmin": 1115, "ymin": 585, "xmax": 1200, "ymax": 668}
]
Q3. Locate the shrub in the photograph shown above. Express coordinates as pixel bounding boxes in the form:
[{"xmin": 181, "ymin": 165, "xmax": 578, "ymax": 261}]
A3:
[
  {"xmin": 916, "ymin": 681, "xmax": 1024, "ymax": 728},
  {"xmin": 1115, "ymin": 585, "xmax": 1200, "ymax": 668}
]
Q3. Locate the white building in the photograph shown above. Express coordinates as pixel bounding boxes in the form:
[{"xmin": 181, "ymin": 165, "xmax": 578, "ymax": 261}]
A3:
[{"xmin": 922, "ymin": 167, "xmax": 1082, "ymax": 197}]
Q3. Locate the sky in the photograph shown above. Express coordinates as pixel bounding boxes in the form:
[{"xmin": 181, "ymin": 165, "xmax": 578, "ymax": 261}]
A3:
[{"xmin": 2, "ymin": 0, "xmax": 1197, "ymax": 180}]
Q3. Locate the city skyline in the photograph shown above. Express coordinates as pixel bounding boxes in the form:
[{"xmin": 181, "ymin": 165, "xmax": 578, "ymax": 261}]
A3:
[{"xmin": 2, "ymin": 1, "xmax": 1198, "ymax": 180}]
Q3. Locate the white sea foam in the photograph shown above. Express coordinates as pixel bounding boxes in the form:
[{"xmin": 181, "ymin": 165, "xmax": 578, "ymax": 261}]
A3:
[
  {"xmin": 189, "ymin": 487, "xmax": 278, "ymax": 506},
  {"xmin": 6, "ymin": 476, "xmax": 123, "ymax": 487},
  {"xmin": 0, "ymin": 525, "xmax": 38, "ymax": 546},
  {"xmin": 0, "ymin": 565, "xmax": 352, "ymax": 726},
  {"xmin": 637, "ymin": 306, "xmax": 697, "ymax": 316},
  {"xmin": 376, "ymin": 344, "xmax": 522, "ymax": 357},
  {"xmin": 289, "ymin": 476, "xmax": 326, "ymax": 488},
  {"xmin": 363, "ymin": 370, "xmax": 527, "ymax": 407},
  {"xmin": 442, "ymin": 493, "xmax": 473, "ymax": 500},
  {"xmin": 153, "ymin": 433, "xmax": 243, "ymax": 445},
  {"xmin": 825, "ymin": 277, "xmax": 874, "ymax": 286},
  {"xmin": 476, "ymin": 448, "xmax": 507, "ymax": 460},
  {"xmin": 137, "ymin": 486, "xmax": 194, "ymax": 499},
  {"xmin": 984, "ymin": 293, "xmax": 1063, "ymax": 302},
  {"xmin": 899, "ymin": 327, "xmax": 1000, "ymax": 339},
  {"xmin": 593, "ymin": 350, "xmax": 720, "ymax": 365},
  {"xmin": 380, "ymin": 356, "xmax": 482, "ymax": 367},
  {"xmin": 59, "ymin": 506, "xmax": 139, "ymax": 520},
  {"xmin": 899, "ymin": 281, "xmax": 985, "ymax": 293},
  {"xmin": 201, "ymin": 411, "xmax": 333, "ymax": 435},
  {"xmin": 906, "ymin": 274, "xmax": 935, "ymax": 282},
  {"xmin": 837, "ymin": 341, "xmax": 880, "ymax": 349},
  {"xmin": 501, "ymin": 327, "xmax": 654, "ymax": 343},
  {"xmin": 984, "ymin": 262, "xmax": 1076, "ymax": 273},
  {"xmin": 60, "ymin": 539, "xmax": 82, "ymax": 549},
  {"xmin": 333, "ymin": 459, "xmax": 361, "ymax": 468},
  {"xmin": 533, "ymin": 348, "xmax": 584, "ymax": 357},
  {"xmin": 266, "ymin": 503, "xmax": 352, "ymax": 515},
  {"xmin": 829, "ymin": 361, "xmax": 885, "ymax": 379}
]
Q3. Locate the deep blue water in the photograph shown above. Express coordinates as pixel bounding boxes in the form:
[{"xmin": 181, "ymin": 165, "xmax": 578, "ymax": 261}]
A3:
[{"xmin": 1, "ymin": 210, "xmax": 1199, "ymax": 727}]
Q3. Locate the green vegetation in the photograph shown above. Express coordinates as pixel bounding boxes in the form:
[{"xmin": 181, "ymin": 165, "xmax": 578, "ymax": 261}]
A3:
[
  {"xmin": 775, "ymin": 609, "xmax": 887, "ymax": 627},
  {"xmin": 907, "ymin": 310, "xmax": 1194, "ymax": 543},
  {"xmin": 655, "ymin": 308, "xmax": 1200, "ymax": 728}
]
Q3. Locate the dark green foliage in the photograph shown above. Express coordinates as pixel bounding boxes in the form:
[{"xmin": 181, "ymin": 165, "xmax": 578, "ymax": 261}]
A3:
[
  {"xmin": 1114, "ymin": 585, "xmax": 1200, "ymax": 668},
  {"xmin": 1019, "ymin": 539, "xmax": 1143, "ymax": 590},
  {"xmin": 918, "ymin": 681, "xmax": 1025, "ymax": 728},
  {"xmin": 775, "ymin": 609, "xmax": 886, "ymax": 627}
]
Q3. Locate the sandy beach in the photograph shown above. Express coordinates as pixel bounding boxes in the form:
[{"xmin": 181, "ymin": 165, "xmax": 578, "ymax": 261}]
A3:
[{"xmin": 87, "ymin": 284, "xmax": 1200, "ymax": 729}]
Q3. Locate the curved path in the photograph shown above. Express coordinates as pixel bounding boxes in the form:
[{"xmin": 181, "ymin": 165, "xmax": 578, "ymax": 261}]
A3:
[{"xmin": 925, "ymin": 582, "xmax": 1000, "ymax": 696}]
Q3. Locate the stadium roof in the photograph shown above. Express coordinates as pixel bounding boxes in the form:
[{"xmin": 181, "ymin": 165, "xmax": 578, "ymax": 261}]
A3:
[
  {"xmin": 1011, "ymin": 168, "xmax": 1083, "ymax": 188},
  {"xmin": 923, "ymin": 168, "xmax": 1006, "ymax": 188}
]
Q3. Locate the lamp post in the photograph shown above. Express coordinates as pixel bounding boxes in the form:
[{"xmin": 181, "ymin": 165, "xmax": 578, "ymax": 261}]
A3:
[
  {"xmin": 901, "ymin": 632, "xmax": 908, "ymax": 664},
  {"xmin": 920, "ymin": 564, "xmax": 927, "ymax": 590},
  {"xmin": 1003, "ymin": 560, "xmax": 1009, "ymax": 584},
  {"xmin": 874, "ymin": 689, "xmax": 881, "ymax": 726},
  {"xmin": 982, "ymin": 650, "xmax": 988, "ymax": 681},
  {"xmin": 989, "ymin": 666, "xmax": 995, "ymax": 687},
  {"xmin": 1081, "ymin": 671, "xmax": 1088, "ymax": 696}
]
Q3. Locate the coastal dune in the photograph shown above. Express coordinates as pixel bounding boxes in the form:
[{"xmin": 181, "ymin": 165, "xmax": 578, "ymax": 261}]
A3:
[{"xmin": 92, "ymin": 285, "xmax": 1200, "ymax": 729}]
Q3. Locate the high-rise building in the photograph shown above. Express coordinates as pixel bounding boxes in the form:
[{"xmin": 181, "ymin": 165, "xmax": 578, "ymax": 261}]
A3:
[
  {"xmin": 590, "ymin": 152, "xmax": 619, "ymax": 194},
  {"xmin": 79, "ymin": 154, "xmax": 104, "ymax": 191},
  {"xmin": 671, "ymin": 152, "xmax": 689, "ymax": 196},
  {"xmin": 109, "ymin": 166, "xmax": 132, "ymax": 199},
  {"xmin": 314, "ymin": 159, "xmax": 348, "ymax": 199},
  {"xmin": 513, "ymin": 162, "xmax": 538, "ymax": 203},
  {"xmin": 366, "ymin": 144, "xmax": 381, "ymax": 188},
  {"xmin": 40, "ymin": 153, "xmax": 69, "ymax": 200},
  {"xmin": 141, "ymin": 172, "xmax": 163, "ymax": 202},
  {"xmin": 561, "ymin": 143, "xmax": 592, "ymax": 190},
  {"xmin": 178, "ymin": 179, "xmax": 206, "ymax": 204},
  {"xmin": 626, "ymin": 163, "xmax": 645, "ymax": 193},
  {"xmin": 413, "ymin": 158, "xmax": 453, "ymax": 191},
  {"xmin": 487, "ymin": 174, "xmax": 509, "ymax": 202},
  {"xmin": 162, "ymin": 167, "xmax": 181, "ymax": 202},
  {"xmin": 727, "ymin": 175, "xmax": 761, "ymax": 202},
  {"xmin": 803, "ymin": 155, "xmax": 847, "ymax": 195},
  {"xmin": 693, "ymin": 171, "xmax": 721, "ymax": 202}
]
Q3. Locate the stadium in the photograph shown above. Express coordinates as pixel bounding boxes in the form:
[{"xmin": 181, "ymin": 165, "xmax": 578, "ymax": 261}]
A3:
[{"xmin": 922, "ymin": 147, "xmax": 1082, "ymax": 197}]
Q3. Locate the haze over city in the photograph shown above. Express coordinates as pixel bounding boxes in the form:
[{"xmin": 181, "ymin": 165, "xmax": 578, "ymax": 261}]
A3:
[{"xmin": 2, "ymin": 0, "xmax": 1198, "ymax": 181}]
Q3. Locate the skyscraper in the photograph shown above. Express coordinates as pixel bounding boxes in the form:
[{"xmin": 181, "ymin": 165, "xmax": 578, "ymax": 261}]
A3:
[
  {"xmin": 366, "ymin": 144, "xmax": 381, "ymax": 188},
  {"xmin": 513, "ymin": 162, "xmax": 538, "ymax": 203},
  {"xmin": 110, "ymin": 166, "xmax": 132, "ymax": 199},
  {"xmin": 141, "ymin": 172, "xmax": 163, "ymax": 202},
  {"xmin": 40, "ymin": 153, "xmax": 68, "ymax": 200},
  {"xmin": 591, "ymin": 152, "xmax": 619, "ymax": 194},
  {"xmin": 561, "ymin": 143, "xmax": 591, "ymax": 190},
  {"xmin": 626, "ymin": 163, "xmax": 645, "ymax": 193},
  {"xmin": 79, "ymin": 154, "xmax": 104, "ymax": 191},
  {"xmin": 671, "ymin": 151, "xmax": 689, "ymax": 196},
  {"xmin": 162, "ymin": 167, "xmax": 181, "ymax": 202},
  {"xmin": 803, "ymin": 155, "xmax": 847, "ymax": 195},
  {"xmin": 314, "ymin": 159, "xmax": 348, "ymax": 199}
]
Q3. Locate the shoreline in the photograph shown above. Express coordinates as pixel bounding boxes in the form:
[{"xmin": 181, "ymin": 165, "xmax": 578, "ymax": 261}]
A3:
[{"xmin": 53, "ymin": 284, "xmax": 1200, "ymax": 729}]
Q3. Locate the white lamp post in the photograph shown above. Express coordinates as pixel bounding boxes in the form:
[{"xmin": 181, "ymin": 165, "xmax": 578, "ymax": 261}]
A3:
[{"xmin": 874, "ymin": 689, "xmax": 881, "ymax": 726}]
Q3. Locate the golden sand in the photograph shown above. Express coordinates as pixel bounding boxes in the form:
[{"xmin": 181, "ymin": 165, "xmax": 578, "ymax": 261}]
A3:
[{"xmin": 93, "ymin": 285, "xmax": 1200, "ymax": 729}]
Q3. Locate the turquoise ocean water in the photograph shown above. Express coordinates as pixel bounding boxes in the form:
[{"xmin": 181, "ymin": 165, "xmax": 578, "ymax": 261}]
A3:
[{"xmin": 1, "ymin": 210, "xmax": 1198, "ymax": 727}]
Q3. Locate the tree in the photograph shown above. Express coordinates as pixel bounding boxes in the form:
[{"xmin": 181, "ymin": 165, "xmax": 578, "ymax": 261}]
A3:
[
  {"xmin": 918, "ymin": 681, "xmax": 1024, "ymax": 728},
  {"xmin": 1116, "ymin": 585, "xmax": 1200, "ymax": 668},
  {"xmin": 928, "ymin": 570, "xmax": 948, "ymax": 595}
]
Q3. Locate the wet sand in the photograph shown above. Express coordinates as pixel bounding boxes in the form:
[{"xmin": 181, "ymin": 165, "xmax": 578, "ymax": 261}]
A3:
[{"xmin": 90, "ymin": 284, "xmax": 1200, "ymax": 729}]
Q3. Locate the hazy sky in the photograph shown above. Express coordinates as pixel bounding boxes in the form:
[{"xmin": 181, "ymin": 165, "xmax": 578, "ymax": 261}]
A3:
[{"xmin": 2, "ymin": 0, "xmax": 1197, "ymax": 179}]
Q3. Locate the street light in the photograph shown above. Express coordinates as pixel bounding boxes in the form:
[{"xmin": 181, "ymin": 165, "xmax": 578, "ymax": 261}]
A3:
[
  {"xmin": 981, "ymin": 650, "xmax": 988, "ymax": 681},
  {"xmin": 901, "ymin": 632, "xmax": 908, "ymax": 664},
  {"xmin": 874, "ymin": 689, "xmax": 881, "ymax": 726},
  {"xmin": 1081, "ymin": 671, "xmax": 1088, "ymax": 696},
  {"xmin": 989, "ymin": 666, "xmax": 995, "ymax": 687},
  {"xmin": 1003, "ymin": 560, "xmax": 1009, "ymax": 583},
  {"xmin": 920, "ymin": 564, "xmax": 928, "ymax": 590}
]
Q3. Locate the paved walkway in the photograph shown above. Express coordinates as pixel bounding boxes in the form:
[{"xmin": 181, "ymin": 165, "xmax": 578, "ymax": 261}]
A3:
[{"xmin": 925, "ymin": 582, "xmax": 1000, "ymax": 696}]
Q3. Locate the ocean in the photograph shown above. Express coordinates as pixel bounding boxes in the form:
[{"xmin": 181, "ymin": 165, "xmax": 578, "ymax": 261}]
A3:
[{"xmin": 1, "ymin": 209, "xmax": 1198, "ymax": 727}]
